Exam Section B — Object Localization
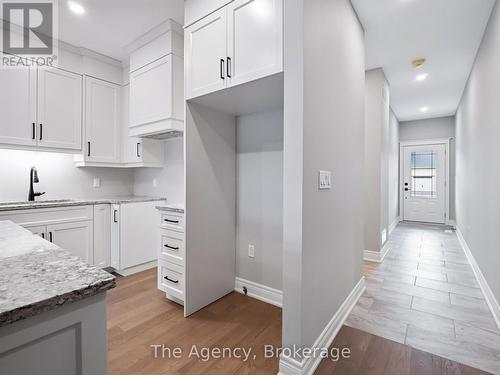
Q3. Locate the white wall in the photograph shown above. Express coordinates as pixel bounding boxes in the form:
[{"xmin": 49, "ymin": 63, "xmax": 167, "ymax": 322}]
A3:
[
  {"xmin": 133, "ymin": 138, "xmax": 184, "ymax": 204},
  {"xmin": 0, "ymin": 149, "xmax": 134, "ymax": 201},
  {"xmin": 236, "ymin": 109, "xmax": 283, "ymax": 290},
  {"xmin": 282, "ymin": 0, "xmax": 365, "ymax": 355},
  {"xmin": 399, "ymin": 116, "xmax": 456, "ymax": 219},
  {"xmin": 364, "ymin": 69, "xmax": 390, "ymax": 252},
  {"xmin": 388, "ymin": 109, "xmax": 400, "ymax": 229},
  {"xmin": 455, "ymin": 0, "xmax": 500, "ymax": 303}
]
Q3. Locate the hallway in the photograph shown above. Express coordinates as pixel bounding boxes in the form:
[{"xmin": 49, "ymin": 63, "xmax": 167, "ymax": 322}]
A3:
[{"xmin": 346, "ymin": 223, "xmax": 500, "ymax": 374}]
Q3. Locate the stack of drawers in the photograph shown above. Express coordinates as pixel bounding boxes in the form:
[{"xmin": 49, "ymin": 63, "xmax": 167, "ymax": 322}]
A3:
[{"xmin": 157, "ymin": 208, "xmax": 185, "ymax": 304}]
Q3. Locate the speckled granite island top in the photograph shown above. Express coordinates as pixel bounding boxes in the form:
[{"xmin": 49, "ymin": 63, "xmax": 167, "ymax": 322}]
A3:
[{"xmin": 0, "ymin": 220, "xmax": 115, "ymax": 327}]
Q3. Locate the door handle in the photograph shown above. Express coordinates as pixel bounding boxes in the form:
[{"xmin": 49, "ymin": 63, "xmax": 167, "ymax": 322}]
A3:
[
  {"xmin": 41, "ymin": 232, "xmax": 45, "ymax": 239},
  {"xmin": 87, "ymin": 141, "xmax": 91, "ymax": 157},
  {"xmin": 113, "ymin": 210, "xmax": 118, "ymax": 223},
  {"xmin": 164, "ymin": 244, "xmax": 180, "ymax": 250},
  {"xmin": 164, "ymin": 218, "xmax": 179, "ymax": 224},
  {"xmin": 136, "ymin": 142, "xmax": 141, "ymax": 158},
  {"xmin": 49, "ymin": 232, "xmax": 53, "ymax": 242},
  {"xmin": 164, "ymin": 275, "xmax": 179, "ymax": 284},
  {"xmin": 39, "ymin": 124, "xmax": 43, "ymax": 140},
  {"xmin": 220, "ymin": 58, "xmax": 225, "ymax": 80},
  {"xmin": 227, "ymin": 57, "xmax": 231, "ymax": 78},
  {"xmin": 32, "ymin": 123, "xmax": 36, "ymax": 140},
  {"xmin": 405, "ymin": 188, "xmax": 409, "ymax": 191}
]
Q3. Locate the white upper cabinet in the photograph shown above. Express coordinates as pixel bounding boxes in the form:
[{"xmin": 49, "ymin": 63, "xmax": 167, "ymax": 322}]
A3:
[
  {"xmin": 84, "ymin": 76, "xmax": 121, "ymax": 163},
  {"xmin": 128, "ymin": 22, "xmax": 184, "ymax": 138},
  {"xmin": 0, "ymin": 58, "xmax": 37, "ymax": 147},
  {"xmin": 227, "ymin": 0, "xmax": 283, "ymax": 86},
  {"xmin": 37, "ymin": 67, "xmax": 83, "ymax": 150},
  {"xmin": 185, "ymin": 0, "xmax": 283, "ymax": 100},
  {"xmin": 185, "ymin": 8, "xmax": 228, "ymax": 99}
]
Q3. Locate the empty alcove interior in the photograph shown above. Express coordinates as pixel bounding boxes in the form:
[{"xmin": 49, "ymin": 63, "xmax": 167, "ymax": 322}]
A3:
[{"xmin": 184, "ymin": 73, "xmax": 284, "ymax": 316}]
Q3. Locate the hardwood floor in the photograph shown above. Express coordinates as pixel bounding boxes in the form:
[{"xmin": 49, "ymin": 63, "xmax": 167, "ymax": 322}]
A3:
[
  {"xmin": 107, "ymin": 268, "xmax": 282, "ymax": 375},
  {"xmin": 315, "ymin": 326, "xmax": 492, "ymax": 375},
  {"xmin": 345, "ymin": 223, "xmax": 500, "ymax": 374}
]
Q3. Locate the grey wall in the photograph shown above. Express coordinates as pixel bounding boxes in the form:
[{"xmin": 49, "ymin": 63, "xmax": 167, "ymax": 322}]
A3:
[
  {"xmin": 399, "ymin": 116, "xmax": 456, "ymax": 219},
  {"xmin": 455, "ymin": 1, "xmax": 500, "ymax": 304},
  {"xmin": 133, "ymin": 138, "xmax": 185, "ymax": 204},
  {"xmin": 364, "ymin": 69, "xmax": 390, "ymax": 252},
  {"xmin": 388, "ymin": 109, "xmax": 400, "ymax": 228},
  {"xmin": 282, "ymin": 0, "xmax": 365, "ymax": 353},
  {"xmin": 236, "ymin": 109, "xmax": 283, "ymax": 290},
  {"xmin": 0, "ymin": 149, "xmax": 134, "ymax": 201}
]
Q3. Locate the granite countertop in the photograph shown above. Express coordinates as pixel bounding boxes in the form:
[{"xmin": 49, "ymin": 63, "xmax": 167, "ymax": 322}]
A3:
[
  {"xmin": 156, "ymin": 203, "xmax": 184, "ymax": 213},
  {"xmin": 0, "ymin": 195, "xmax": 166, "ymax": 212},
  {"xmin": 0, "ymin": 221, "xmax": 115, "ymax": 327}
]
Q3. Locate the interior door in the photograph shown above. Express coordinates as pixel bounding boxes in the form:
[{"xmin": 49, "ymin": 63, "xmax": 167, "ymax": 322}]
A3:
[
  {"xmin": 47, "ymin": 220, "xmax": 94, "ymax": 264},
  {"xmin": 185, "ymin": 7, "xmax": 228, "ymax": 99},
  {"xmin": 227, "ymin": 0, "xmax": 283, "ymax": 87},
  {"xmin": 37, "ymin": 67, "xmax": 82, "ymax": 150},
  {"xmin": 85, "ymin": 76, "xmax": 121, "ymax": 162},
  {"xmin": 0, "ymin": 55, "xmax": 37, "ymax": 147},
  {"xmin": 403, "ymin": 144, "xmax": 446, "ymax": 224}
]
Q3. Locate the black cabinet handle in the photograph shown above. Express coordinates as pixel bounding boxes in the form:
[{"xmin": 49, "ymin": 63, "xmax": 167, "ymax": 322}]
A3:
[
  {"xmin": 164, "ymin": 276, "xmax": 179, "ymax": 284},
  {"xmin": 113, "ymin": 210, "xmax": 118, "ymax": 223},
  {"xmin": 405, "ymin": 188, "xmax": 409, "ymax": 191},
  {"xmin": 87, "ymin": 141, "xmax": 91, "ymax": 157},
  {"xmin": 227, "ymin": 57, "xmax": 232, "ymax": 78},
  {"xmin": 164, "ymin": 244, "xmax": 179, "ymax": 250},
  {"xmin": 164, "ymin": 218, "xmax": 179, "ymax": 224},
  {"xmin": 41, "ymin": 232, "xmax": 45, "ymax": 239},
  {"xmin": 49, "ymin": 232, "xmax": 53, "ymax": 242},
  {"xmin": 136, "ymin": 142, "xmax": 141, "ymax": 158},
  {"xmin": 39, "ymin": 124, "xmax": 43, "ymax": 140},
  {"xmin": 32, "ymin": 123, "xmax": 36, "ymax": 140},
  {"xmin": 220, "ymin": 58, "xmax": 225, "ymax": 79}
]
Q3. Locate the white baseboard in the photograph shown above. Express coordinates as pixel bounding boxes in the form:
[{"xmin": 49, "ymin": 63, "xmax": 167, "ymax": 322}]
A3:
[
  {"xmin": 456, "ymin": 227, "xmax": 500, "ymax": 330},
  {"xmin": 278, "ymin": 277, "xmax": 366, "ymax": 375},
  {"xmin": 234, "ymin": 277, "xmax": 283, "ymax": 308},
  {"xmin": 113, "ymin": 260, "xmax": 157, "ymax": 276},
  {"xmin": 363, "ymin": 241, "xmax": 391, "ymax": 263},
  {"xmin": 389, "ymin": 216, "xmax": 401, "ymax": 235}
]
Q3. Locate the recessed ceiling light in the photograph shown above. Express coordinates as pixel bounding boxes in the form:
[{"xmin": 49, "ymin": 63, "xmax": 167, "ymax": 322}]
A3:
[
  {"xmin": 67, "ymin": 1, "xmax": 85, "ymax": 15},
  {"xmin": 416, "ymin": 73, "xmax": 428, "ymax": 82},
  {"xmin": 420, "ymin": 107, "xmax": 429, "ymax": 113}
]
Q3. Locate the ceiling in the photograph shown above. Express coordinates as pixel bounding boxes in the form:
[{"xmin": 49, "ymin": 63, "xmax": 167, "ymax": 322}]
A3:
[
  {"xmin": 58, "ymin": 0, "xmax": 184, "ymax": 61},
  {"xmin": 351, "ymin": 0, "xmax": 495, "ymax": 122}
]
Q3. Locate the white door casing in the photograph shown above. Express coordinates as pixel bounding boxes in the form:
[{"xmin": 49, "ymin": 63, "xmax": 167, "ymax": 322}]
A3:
[{"xmin": 401, "ymin": 141, "xmax": 448, "ymax": 224}]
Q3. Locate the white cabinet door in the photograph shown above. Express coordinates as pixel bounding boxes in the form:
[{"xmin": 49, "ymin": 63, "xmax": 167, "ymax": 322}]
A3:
[
  {"xmin": 85, "ymin": 77, "xmax": 120, "ymax": 163},
  {"xmin": 227, "ymin": 0, "xmax": 283, "ymax": 86},
  {"xmin": 93, "ymin": 205, "xmax": 111, "ymax": 268},
  {"xmin": 0, "ymin": 57, "xmax": 37, "ymax": 147},
  {"xmin": 185, "ymin": 7, "xmax": 228, "ymax": 99},
  {"xmin": 47, "ymin": 220, "xmax": 94, "ymax": 264},
  {"xmin": 25, "ymin": 224, "xmax": 47, "ymax": 240},
  {"xmin": 37, "ymin": 67, "xmax": 82, "ymax": 150}
]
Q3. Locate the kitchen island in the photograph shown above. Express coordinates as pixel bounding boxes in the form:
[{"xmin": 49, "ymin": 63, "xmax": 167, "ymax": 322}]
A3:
[{"xmin": 0, "ymin": 220, "xmax": 115, "ymax": 375}]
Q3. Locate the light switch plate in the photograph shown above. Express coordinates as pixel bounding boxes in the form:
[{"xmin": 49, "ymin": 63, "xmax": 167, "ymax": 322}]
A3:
[
  {"xmin": 319, "ymin": 171, "xmax": 332, "ymax": 190},
  {"xmin": 248, "ymin": 245, "xmax": 255, "ymax": 258},
  {"xmin": 93, "ymin": 178, "xmax": 101, "ymax": 188}
]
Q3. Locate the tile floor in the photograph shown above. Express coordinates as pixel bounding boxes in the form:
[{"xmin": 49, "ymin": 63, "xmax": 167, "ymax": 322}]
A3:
[{"xmin": 345, "ymin": 222, "xmax": 500, "ymax": 374}]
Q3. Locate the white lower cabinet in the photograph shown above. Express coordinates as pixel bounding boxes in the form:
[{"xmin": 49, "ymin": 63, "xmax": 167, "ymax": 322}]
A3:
[
  {"xmin": 93, "ymin": 204, "xmax": 111, "ymax": 268},
  {"xmin": 47, "ymin": 221, "xmax": 94, "ymax": 264},
  {"xmin": 111, "ymin": 201, "xmax": 165, "ymax": 275},
  {"xmin": 157, "ymin": 209, "xmax": 185, "ymax": 304}
]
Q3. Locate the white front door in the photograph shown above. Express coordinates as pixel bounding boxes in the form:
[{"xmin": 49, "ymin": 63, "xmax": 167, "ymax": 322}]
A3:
[{"xmin": 403, "ymin": 143, "xmax": 447, "ymax": 224}]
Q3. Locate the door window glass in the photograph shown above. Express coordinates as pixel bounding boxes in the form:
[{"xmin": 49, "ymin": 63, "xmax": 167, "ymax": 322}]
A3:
[{"xmin": 410, "ymin": 151, "xmax": 437, "ymax": 198}]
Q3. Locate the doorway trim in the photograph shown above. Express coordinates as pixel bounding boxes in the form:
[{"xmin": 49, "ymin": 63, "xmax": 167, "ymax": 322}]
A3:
[{"xmin": 399, "ymin": 138, "xmax": 452, "ymax": 225}]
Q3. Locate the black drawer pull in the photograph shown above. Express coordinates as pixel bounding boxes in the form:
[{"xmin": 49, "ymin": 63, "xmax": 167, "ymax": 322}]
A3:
[
  {"xmin": 164, "ymin": 219, "xmax": 179, "ymax": 224},
  {"xmin": 164, "ymin": 244, "xmax": 179, "ymax": 250},
  {"xmin": 164, "ymin": 276, "xmax": 179, "ymax": 284},
  {"xmin": 32, "ymin": 122, "xmax": 36, "ymax": 139},
  {"xmin": 220, "ymin": 58, "xmax": 225, "ymax": 80},
  {"xmin": 39, "ymin": 124, "xmax": 43, "ymax": 140}
]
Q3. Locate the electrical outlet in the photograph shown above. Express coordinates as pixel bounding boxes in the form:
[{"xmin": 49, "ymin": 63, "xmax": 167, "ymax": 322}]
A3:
[
  {"xmin": 93, "ymin": 178, "xmax": 101, "ymax": 188},
  {"xmin": 248, "ymin": 244, "xmax": 255, "ymax": 258}
]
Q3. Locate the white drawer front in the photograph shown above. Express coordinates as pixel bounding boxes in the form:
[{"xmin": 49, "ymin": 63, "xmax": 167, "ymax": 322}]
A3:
[
  {"xmin": 158, "ymin": 261, "xmax": 184, "ymax": 301},
  {"xmin": 159, "ymin": 230, "xmax": 184, "ymax": 266},
  {"xmin": 160, "ymin": 212, "xmax": 184, "ymax": 231}
]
